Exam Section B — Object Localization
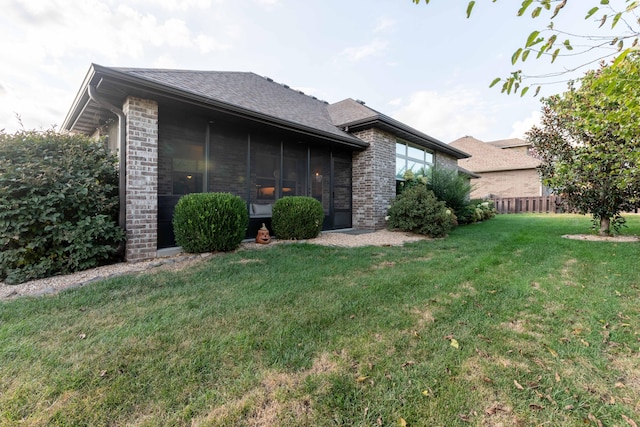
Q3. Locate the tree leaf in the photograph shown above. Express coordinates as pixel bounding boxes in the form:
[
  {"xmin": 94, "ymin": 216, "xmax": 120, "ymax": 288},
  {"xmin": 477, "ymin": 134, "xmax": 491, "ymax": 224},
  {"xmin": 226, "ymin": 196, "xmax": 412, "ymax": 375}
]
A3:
[
  {"xmin": 551, "ymin": 0, "xmax": 567, "ymax": 18},
  {"xmin": 398, "ymin": 417, "xmax": 407, "ymax": 427},
  {"xmin": 514, "ymin": 380, "xmax": 525, "ymax": 390},
  {"xmin": 551, "ymin": 48, "xmax": 560, "ymax": 63},
  {"xmin": 512, "ymin": 48, "xmax": 523, "ymax": 65},
  {"xmin": 585, "ymin": 7, "xmax": 599, "ymax": 19},
  {"xmin": 466, "ymin": 1, "xmax": 476, "ymax": 18},
  {"xmin": 612, "ymin": 12, "xmax": 622, "ymax": 28},
  {"xmin": 531, "ymin": 6, "xmax": 541, "ymax": 18},
  {"xmin": 450, "ymin": 338, "xmax": 460, "ymax": 349},
  {"xmin": 489, "ymin": 77, "xmax": 501, "ymax": 88},
  {"xmin": 526, "ymin": 30, "xmax": 541, "ymax": 47},
  {"xmin": 518, "ymin": 0, "xmax": 534, "ymax": 16}
]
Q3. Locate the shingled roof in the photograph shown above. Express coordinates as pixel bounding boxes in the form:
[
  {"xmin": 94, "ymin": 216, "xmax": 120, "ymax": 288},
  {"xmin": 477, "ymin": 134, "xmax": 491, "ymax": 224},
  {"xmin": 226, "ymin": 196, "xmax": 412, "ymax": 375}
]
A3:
[
  {"xmin": 62, "ymin": 64, "xmax": 366, "ymax": 148},
  {"xmin": 449, "ymin": 136, "xmax": 540, "ymax": 173}
]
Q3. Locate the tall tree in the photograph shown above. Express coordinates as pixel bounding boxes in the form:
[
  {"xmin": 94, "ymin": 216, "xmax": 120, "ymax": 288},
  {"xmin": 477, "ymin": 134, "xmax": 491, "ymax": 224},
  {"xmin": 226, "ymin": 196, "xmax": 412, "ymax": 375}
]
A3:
[
  {"xmin": 527, "ymin": 54, "xmax": 640, "ymax": 234},
  {"xmin": 412, "ymin": 0, "xmax": 640, "ymax": 96}
]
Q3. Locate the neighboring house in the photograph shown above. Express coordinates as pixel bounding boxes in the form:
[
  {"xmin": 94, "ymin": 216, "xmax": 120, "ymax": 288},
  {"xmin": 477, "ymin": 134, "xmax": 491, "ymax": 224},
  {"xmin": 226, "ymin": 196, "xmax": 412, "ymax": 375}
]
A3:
[
  {"xmin": 62, "ymin": 64, "xmax": 469, "ymax": 261},
  {"xmin": 486, "ymin": 137, "xmax": 533, "ymax": 156},
  {"xmin": 449, "ymin": 136, "xmax": 542, "ymax": 199}
]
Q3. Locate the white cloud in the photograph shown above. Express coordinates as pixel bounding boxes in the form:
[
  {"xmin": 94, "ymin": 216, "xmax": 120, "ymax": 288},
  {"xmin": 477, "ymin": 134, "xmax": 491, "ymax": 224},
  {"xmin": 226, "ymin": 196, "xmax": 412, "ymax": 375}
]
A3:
[
  {"xmin": 391, "ymin": 89, "xmax": 497, "ymax": 143},
  {"xmin": 388, "ymin": 98, "xmax": 403, "ymax": 107},
  {"xmin": 509, "ymin": 110, "xmax": 541, "ymax": 139},
  {"xmin": 374, "ymin": 17, "xmax": 396, "ymax": 33},
  {"xmin": 340, "ymin": 39, "xmax": 388, "ymax": 62}
]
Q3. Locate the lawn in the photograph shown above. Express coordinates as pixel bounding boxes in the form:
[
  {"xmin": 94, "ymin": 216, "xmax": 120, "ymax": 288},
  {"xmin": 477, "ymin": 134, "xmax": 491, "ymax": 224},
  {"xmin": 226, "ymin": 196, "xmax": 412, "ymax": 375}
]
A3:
[{"xmin": 1, "ymin": 214, "xmax": 639, "ymax": 427}]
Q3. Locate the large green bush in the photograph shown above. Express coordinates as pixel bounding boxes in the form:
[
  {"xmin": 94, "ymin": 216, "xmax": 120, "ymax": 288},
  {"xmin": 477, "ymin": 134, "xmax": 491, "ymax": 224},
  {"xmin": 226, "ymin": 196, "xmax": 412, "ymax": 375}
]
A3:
[
  {"xmin": 272, "ymin": 196, "xmax": 324, "ymax": 240},
  {"xmin": 0, "ymin": 130, "xmax": 124, "ymax": 284},
  {"xmin": 386, "ymin": 185, "xmax": 457, "ymax": 238},
  {"xmin": 172, "ymin": 192, "xmax": 248, "ymax": 253}
]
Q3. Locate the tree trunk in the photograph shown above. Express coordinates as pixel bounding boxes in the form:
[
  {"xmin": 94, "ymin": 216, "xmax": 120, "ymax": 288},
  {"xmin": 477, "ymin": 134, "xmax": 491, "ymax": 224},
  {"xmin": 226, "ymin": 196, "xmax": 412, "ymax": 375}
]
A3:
[{"xmin": 599, "ymin": 217, "xmax": 611, "ymax": 236}]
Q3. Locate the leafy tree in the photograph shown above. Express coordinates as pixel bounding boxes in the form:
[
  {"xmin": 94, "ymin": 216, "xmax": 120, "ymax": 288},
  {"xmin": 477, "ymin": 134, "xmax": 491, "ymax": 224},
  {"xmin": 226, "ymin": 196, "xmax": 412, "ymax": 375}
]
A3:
[
  {"xmin": 527, "ymin": 54, "xmax": 640, "ymax": 234},
  {"xmin": 411, "ymin": 0, "xmax": 639, "ymax": 96}
]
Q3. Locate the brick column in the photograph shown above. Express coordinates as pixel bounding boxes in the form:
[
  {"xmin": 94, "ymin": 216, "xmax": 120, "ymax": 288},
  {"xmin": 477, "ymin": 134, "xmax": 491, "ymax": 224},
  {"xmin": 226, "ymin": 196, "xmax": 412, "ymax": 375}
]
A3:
[
  {"xmin": 123, "ymin": 97, "xmax": 158, "ymax": 261},
  {"xmin": 351, "ymin": 128, "xmax": 396, "ymax": 230}
]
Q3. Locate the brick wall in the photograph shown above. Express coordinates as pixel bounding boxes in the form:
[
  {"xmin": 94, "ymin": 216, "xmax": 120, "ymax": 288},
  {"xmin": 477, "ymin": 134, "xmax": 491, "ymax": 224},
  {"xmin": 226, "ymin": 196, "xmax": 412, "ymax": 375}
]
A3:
[
  {"xmin": 435, "ymin": 152, "xmax": 458, "ymax": 170},
  {"xmin": 123, "ymin": 97, "xmax": 158, "ymax": 261},
  {"xmin": 352, "ymin": 128, "xmax": 396, "ymax": 230},
  {"xmin": 471, "ymin": 168, "xmax": 542, "ymax": 199}
]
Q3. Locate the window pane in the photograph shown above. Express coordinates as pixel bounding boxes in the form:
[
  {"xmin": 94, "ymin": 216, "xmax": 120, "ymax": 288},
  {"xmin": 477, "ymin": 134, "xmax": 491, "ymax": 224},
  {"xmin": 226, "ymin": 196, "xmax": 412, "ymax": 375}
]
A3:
[
  {"xmin": 407, "ymin": 145, "xmax": 424, "ymax": 161},
  {"xmin": 396, "ymin": 157, "xmax": 406, "ymax": 178},
  {"xmin": 396, "ymin": 142, "xmax": 406, "ymax": 156},
  {"xmin": 425, "ymin": 151, "xmax": 433, "ymax": 164}
]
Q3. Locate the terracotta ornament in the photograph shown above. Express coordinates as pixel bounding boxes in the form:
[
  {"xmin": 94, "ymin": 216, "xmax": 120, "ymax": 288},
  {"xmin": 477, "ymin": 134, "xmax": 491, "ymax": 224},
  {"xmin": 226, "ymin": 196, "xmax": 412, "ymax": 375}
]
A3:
[{"xmin": 255, "ymin": 223, "xmax": 271, "ymax": 244}]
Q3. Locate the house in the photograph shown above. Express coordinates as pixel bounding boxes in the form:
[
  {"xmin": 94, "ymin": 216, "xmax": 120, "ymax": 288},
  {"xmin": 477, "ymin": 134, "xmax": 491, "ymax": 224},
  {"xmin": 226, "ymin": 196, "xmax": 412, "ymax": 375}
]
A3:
[
  {"xmin": 62, "ymin": 64, "xmax": 469, "ymax": 261},
  {"xmin": 449, "ymin": 136, "xmax": 542, "ymax": 199}
]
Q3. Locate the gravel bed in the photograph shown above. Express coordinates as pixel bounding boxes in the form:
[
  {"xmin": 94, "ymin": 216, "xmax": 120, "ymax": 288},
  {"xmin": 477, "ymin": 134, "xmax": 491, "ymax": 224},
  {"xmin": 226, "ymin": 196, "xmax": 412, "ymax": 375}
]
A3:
[{"xmin": 1, "ymin": 229, "xmax": 427, "ymax": 301}]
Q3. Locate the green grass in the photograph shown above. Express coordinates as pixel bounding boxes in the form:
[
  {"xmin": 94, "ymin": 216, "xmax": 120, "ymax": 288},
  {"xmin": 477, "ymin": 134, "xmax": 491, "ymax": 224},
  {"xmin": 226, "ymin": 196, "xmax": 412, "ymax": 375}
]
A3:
[{"xmin": 1, "ymin": 214, "xmax": 639, "ymax": 426}]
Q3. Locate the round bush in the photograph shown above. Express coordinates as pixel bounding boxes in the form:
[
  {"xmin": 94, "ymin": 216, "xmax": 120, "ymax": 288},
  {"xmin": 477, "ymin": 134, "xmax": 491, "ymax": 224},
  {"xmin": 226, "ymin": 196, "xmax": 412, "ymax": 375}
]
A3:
[
  {"xmin": 172, "ymin": 192, "xmax": 248, "ymax": 253},
  {"xmin": 0, "ymin": 130, "xmax": 124, "ymax": 284},
  {"xmin": 386, "ymin": 185, "xmax": 457, "ymax": 238},
  {"xmin": 272, "ymin": 196, "xmax": 324, "ymax": 240}
]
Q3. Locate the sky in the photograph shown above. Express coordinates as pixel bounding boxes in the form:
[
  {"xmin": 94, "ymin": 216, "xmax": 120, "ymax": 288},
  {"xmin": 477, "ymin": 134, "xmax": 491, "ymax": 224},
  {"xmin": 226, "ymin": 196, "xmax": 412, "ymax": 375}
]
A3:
[{"xmin": 0, "ymin": 0, "xmax": 628, "ymax": 144}]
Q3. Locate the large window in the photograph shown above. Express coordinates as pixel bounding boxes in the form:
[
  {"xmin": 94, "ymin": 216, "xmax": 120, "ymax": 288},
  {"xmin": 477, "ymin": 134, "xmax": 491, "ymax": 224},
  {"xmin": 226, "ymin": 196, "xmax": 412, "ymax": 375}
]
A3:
[{"xmin": 396, "ymin": 141, "xmax": 433, "ymax": 179}]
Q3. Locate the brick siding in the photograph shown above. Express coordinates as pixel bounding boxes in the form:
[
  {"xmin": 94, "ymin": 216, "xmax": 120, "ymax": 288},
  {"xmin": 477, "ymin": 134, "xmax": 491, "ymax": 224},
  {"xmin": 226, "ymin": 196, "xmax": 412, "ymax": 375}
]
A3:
[
  {"xmin": 123, "ymin": 97, "xmax": 159, "ymax": 261},
  {"xmin": 471, "ymin": 169, "xmax": 542, "ymax": 199}
]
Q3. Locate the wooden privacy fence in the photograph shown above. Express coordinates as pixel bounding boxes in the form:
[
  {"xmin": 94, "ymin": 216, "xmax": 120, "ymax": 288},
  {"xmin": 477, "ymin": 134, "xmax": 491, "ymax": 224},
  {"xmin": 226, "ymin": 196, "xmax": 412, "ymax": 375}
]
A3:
[{"xmin": 490, "ymin": 196, "xmax": 564, "ymax": 214}]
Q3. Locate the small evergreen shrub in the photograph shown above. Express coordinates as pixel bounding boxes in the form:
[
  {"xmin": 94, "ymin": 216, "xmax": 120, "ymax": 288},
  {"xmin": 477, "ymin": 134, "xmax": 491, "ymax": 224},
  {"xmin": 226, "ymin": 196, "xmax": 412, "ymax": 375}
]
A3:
[
  {"xmin": 272, "ymin": 197, "xmax": 324, "ymax": 240},
  {"xmin": 387, "ymin": 185, "xmax": 457, "ymax": 238},
  {"xmin": 0, "ymin": 130, "xmax": 124, "ymax": 284},
  {"xmin": 172, "ymin": 193, "xmax": 248, "ymax": 253}
]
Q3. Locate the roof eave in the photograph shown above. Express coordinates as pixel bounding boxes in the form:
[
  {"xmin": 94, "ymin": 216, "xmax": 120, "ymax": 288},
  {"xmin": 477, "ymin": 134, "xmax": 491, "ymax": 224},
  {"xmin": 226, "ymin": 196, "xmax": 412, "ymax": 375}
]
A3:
[{"xmin": 342, "ymin": 116, "xmax": 470, "ymax": 159}]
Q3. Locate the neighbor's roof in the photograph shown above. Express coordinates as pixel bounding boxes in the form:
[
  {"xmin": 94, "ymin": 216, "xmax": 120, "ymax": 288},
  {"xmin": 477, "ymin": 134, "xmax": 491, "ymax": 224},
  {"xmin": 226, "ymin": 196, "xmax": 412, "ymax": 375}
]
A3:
[
  {"xmin": 486, "ymin": 138, "xmax": 531, "ymax": 149},
  {"xmin": 328, "ymin": 98, "xmax": 469, "ymax": 159},
  {"xmin": 449, "ymin": 136, "xmax": 540, "ymax": 173},
  {"xmin": 62, "ymin": 64, "xmax": 367, "ymax": 149}
]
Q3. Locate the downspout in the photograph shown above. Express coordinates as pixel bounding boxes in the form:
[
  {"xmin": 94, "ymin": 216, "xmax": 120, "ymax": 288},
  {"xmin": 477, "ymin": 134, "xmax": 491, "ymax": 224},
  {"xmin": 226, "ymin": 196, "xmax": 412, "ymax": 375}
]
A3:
[{"xmin": 87, "ymin": 85, "xmax": 127, "ymax": 234}]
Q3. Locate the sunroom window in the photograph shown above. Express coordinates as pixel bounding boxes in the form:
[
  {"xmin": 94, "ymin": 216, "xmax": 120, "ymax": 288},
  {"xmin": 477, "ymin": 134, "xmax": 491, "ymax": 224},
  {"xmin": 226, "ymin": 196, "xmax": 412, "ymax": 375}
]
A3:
[{"xmin": 395, "ymin": 141, "xmax": 433, "ymax": 180}]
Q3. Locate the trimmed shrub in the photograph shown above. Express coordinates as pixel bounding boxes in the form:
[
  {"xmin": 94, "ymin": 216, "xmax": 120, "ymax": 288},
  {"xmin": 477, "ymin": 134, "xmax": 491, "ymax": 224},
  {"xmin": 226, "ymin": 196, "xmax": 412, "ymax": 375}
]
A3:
[
  {"xmin": 172, "ymin": 192, "xmax": 248, "ymax": 253},
  {"xmin": 386, "ymin": 185, "xmax": 457, "ymax": 238},
  {"xmin": 272, "ymin": 196, "xmax": 324, "ymax": 240},
  {"xmin": 0, "ymin": 130, "xmax": 124, "ymax": 284}
]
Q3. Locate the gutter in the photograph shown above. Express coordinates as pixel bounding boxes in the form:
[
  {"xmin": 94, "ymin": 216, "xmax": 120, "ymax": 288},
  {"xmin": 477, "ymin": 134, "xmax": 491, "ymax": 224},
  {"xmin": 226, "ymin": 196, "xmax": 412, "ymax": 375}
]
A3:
[{"xmin": 87, "ymin": 84, "xmax": 127, "ymax": 233}]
